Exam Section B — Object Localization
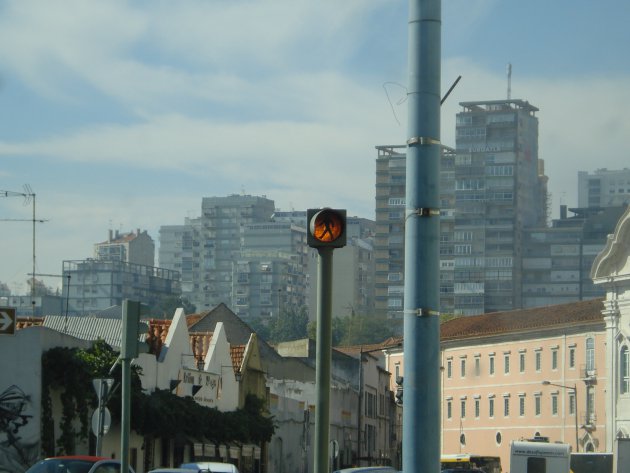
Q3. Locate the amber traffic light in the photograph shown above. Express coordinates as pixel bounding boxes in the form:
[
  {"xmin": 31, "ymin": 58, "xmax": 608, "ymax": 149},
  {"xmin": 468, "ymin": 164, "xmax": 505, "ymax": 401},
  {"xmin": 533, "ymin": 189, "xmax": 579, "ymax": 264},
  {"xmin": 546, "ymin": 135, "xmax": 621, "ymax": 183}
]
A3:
[{"xmin": 307, "ymin": 208, "xmax": 347, "ymax": 248}]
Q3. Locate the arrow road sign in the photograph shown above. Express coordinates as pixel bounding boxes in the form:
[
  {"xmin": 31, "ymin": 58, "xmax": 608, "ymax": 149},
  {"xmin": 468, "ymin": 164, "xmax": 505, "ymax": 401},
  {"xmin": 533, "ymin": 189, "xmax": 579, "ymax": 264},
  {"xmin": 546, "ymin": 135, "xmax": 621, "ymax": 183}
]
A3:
[{"xmin": 0, "ymin": 307, "xmax": 15, "ymax": 335}]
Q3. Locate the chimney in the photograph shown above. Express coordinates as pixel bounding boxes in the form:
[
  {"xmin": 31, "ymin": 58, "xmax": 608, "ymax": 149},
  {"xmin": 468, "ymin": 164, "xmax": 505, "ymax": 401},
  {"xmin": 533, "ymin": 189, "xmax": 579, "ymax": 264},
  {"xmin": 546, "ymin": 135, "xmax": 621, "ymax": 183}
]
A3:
[
  {"xmin": 560, "ymin": 205, "xmax": 567, "ymax": 219},
  {"xmin": 108, "ymin": 229, "xmax": 113, "ymax": 242}
]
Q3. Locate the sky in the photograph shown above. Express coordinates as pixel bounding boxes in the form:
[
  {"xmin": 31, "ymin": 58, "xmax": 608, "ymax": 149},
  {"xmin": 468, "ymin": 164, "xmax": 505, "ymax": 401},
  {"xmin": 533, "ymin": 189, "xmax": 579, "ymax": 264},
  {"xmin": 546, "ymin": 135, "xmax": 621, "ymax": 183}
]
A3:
[{"xmin": 1, "ymin": 0, "xmax": 630, "ymax": 293}]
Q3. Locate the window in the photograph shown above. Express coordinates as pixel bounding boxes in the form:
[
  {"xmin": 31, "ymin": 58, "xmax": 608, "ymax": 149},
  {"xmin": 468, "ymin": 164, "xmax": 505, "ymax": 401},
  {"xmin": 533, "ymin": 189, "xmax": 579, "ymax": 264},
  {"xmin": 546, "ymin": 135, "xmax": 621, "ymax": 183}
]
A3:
[
  {"xmin": 552, "ymin": 394, "xmax": 559, "ymax": 416},
  {"xmin": 519, "ymin": 396, "xmax": 526, "ymax": 416},
  {"xmin": 586, "ymin": 337, "xmax": 595, "ymax": 371},
  {"xmin": 461, "ymin": 399, "xmax": 466, "ymax": 419},
  {"xmin": 535, "ymin": 394, "xmax": 542, "ymax": 416},
  {"xmin": 461, "ymin": 358, "xmax": 466, "ymax": 377},
  {"xmin": 447, "ymin": 359, "xmax": 452, "ymax": 378},
  {"xmin": 622, "ymin": 346, "xmax": 630, "ymax": 394},
  {"xmin": 552, "ymin": 349, "xmax": 558, "ymax": 370},
  {"xmin": 489, "ymin": 398, "xmax": 495, "ymax": 418},
  {"xmin": 475, "ymin": 357, "xmax": 481, "ymax": 376},
  {"xmin": 520, "ymin": 353, "xmax": 526, "ymax": 373},
  {"xmin": 475, "ymin": 398, "xmax": 480, "ymax": 418},
  {"xmin": 569, "ymin": 346, "xmax": 576, "ymax": 368},
  {"xmin": 504, "ymin": 397, "xmax": 510, "ymax": 417},
  {"xmin": 504, "ymin": 354, "xmax": 510, "ymax": 374},
  {"xmin": 489, "ymin": 356, "xmax": 495, "ymax": 375},
  {"xmin": 447, "ymin": 400, "xmax": 452, "ymax": 419},
  {"xmin": 535, "ymin": 351, "xmax": 542, "ymax": 371},
  {"xmin": 569, "ymin": 392, "xmax": 576, "ymax": 415}
]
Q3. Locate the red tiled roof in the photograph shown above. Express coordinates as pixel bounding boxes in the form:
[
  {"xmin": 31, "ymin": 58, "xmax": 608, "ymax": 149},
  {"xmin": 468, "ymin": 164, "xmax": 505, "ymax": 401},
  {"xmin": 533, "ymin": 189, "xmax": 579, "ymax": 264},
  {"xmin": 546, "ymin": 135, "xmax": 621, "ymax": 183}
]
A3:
[
  {"xmin": 190, "ymin": 331, "xmax": 214, "ymax": 364},
  {"xmin": 146, "ymin": 319, "xmax": 172, "ymax": 355},
  {"xmin": 440, "ymin": 298, "xmax": 605, "ymax": 341},
  {"xmin": 16, "ymin": 317, "xmax": 44, "ymax": 329},
  {"xmin": 230, "ymin": 344, "xmax": 245, "ymax": 373},
  {"xmin": 185, "ymin": 313, "xmax": 204, "ymax": 327}
]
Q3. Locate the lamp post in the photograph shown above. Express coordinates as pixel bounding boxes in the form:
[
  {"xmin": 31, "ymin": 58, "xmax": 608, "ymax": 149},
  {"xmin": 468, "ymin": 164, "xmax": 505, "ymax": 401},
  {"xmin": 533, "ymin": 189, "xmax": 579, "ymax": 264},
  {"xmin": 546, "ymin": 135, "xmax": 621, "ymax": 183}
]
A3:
[{"xmin": 542, "ymin": 380, "xmax": 579, "ymax": 452}]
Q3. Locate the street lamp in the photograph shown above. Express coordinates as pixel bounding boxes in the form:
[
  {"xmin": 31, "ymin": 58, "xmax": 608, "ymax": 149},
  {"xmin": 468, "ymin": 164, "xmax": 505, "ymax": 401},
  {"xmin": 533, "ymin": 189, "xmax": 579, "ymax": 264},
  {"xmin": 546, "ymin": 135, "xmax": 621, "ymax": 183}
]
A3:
[{"xmin": 542, "ymin": 380, "xmax": 579, "ymax": 452}]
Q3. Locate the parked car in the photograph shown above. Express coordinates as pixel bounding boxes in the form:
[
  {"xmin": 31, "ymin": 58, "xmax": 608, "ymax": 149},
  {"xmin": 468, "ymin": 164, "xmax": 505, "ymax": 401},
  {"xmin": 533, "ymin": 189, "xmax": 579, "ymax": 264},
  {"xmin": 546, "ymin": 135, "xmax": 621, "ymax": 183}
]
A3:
[
  {"xmin": 180, "ymin": 462, "xmax": 239, "ymax": 473},
  {"xmin": 333, "ymin": 467, "xmax": 397, "ymax": 473},
  {"xmin": 26, "ymin": 456, "xmax": 136, "ymax": 473},
  {"xmin": 149, "ymin": 469, "xmax": 207, "ymax": 473},
  {"xmin": 441, "ymin": 468, "xmax": 483, "ymax": 473}
]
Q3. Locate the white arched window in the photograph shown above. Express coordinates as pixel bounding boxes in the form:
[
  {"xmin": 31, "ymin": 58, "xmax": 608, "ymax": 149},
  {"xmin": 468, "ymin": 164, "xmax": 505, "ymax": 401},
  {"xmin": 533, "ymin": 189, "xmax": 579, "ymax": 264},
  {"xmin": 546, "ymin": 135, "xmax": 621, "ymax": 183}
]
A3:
[{"xmin": 621, "ymin": 346, "xmax": 629, "ymax": 394}]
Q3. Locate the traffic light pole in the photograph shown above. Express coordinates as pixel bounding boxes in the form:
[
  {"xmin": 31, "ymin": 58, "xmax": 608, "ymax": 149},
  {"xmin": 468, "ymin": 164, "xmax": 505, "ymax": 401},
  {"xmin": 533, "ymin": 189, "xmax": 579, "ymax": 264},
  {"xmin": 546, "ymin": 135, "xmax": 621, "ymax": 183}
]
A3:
[
  {"xmin": 403, "ymin": 1, "xmax": 441, "ymax": 473},
  {"xmin": 314, "ymin": 247, "xmax": 333, "ymax": 473}
]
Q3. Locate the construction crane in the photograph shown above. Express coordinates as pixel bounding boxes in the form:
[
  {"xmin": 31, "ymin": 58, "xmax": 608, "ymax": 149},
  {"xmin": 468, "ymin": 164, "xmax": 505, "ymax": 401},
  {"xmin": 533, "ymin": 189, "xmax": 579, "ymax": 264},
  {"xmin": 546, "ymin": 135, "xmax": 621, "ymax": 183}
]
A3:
[{"xmin": 1, "ymin": 185, "xmax": 41, "ymax": 304}]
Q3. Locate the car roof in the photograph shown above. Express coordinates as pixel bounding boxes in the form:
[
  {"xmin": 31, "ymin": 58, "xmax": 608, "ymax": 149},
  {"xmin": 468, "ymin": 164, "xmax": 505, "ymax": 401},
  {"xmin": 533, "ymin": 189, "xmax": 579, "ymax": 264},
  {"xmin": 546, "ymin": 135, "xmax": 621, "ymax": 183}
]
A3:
[
  {"xmin": 150, "ymin": 469, "xmax": 198, "ymax": 473},
  {"xmin": 46, "ymin": 456, "xmax": 107, "ymax": 461}
]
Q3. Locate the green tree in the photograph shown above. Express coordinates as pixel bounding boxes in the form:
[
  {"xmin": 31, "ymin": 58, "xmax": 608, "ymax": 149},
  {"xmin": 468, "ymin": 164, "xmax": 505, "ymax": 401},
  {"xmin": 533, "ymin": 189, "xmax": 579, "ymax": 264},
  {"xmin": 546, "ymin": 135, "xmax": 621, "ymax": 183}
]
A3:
[
  {"xmin": 307, "ymin": 317, "xmax": 346, "ymax": 346},
  {"xmin": 149, "ymin": 295, "xmax": 197, "ymax": 319},
  {"xmin": 269, "ymin": 306, "xmax": 309, "ymax": 343},
  {"xmin": 337, "ymin": 314, "xmax": 396, "ymax": 346},
  {"xmin": 27, "ymin": 278, "xmax": 55, "ymax": 296}
]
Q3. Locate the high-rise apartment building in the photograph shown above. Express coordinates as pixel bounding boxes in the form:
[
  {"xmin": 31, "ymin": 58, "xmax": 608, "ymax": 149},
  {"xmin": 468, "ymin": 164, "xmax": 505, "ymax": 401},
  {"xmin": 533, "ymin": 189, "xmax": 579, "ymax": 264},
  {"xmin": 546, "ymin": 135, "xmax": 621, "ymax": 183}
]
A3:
[
  {"xmin": 453, "ymin": 99, "xmax": 545, "ymax": 314},
  {"xmin": 233, "ymin": 221, "xmax": 309, "ymax": 320},
  {"xmin": 578, "ymin": 168, "xmax": 630, "ymax": 208},
  {"xmin": 522, "ymin": 205, "xmax": 626, "ymax": 307},
  {"xmin": 375, "ymin": 99, "xmax": 546, "ymax": 317},
  {"xmin": 62, "ymin": 259, "xmax": 180, "ymax": 314},
  {"xmin": 374, "ymin": 145, "xmax": 456, "ymax": 319},
  {"xmin": 159, "ymin": 194, "xmax": 276, "ymax": 312}
]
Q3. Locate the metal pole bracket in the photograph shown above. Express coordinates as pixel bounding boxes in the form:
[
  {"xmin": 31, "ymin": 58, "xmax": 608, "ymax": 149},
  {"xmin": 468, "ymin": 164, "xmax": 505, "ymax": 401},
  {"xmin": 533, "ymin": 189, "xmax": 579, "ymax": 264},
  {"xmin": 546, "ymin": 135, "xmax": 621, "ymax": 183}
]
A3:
[
  {"xmin": 405, "ymin": 308, "xmax": 440, "ymax": 317},
  {"xmin": 407, "ymin": 136, "xmax": 441, "ymax": 146}
]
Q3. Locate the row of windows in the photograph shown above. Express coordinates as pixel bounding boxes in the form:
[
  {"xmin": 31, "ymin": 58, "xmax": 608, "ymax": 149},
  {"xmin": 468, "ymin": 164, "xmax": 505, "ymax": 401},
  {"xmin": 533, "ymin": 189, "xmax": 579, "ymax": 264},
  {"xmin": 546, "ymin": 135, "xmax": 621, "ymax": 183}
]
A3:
[
  {"xmin": 446, "ymin": 345, "xmax": 583, "ymax": 379},
  {"xmin": 446, "ymin": 392, "xmax": 577, "ymax": 420}
]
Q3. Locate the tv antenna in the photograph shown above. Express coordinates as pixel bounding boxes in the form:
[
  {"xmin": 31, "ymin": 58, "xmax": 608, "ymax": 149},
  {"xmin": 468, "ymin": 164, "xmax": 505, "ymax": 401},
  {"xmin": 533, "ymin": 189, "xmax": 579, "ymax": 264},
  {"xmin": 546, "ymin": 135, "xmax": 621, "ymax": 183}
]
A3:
[{"xmin": 1, "ymin": 185, "xmax": 45, "ymax": 311}]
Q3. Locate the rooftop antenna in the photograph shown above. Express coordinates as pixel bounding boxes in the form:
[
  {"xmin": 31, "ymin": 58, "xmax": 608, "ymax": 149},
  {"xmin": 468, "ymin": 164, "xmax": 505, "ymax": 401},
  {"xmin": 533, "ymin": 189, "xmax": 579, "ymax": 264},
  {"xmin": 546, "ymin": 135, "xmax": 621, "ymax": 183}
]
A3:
[
  {"xmin": 507, "ymin": 63, "xmax": 512, "ymax": 100},
  {"xmin": 1, "ymin": 185, "xmax": 40, "ymax": 313}
]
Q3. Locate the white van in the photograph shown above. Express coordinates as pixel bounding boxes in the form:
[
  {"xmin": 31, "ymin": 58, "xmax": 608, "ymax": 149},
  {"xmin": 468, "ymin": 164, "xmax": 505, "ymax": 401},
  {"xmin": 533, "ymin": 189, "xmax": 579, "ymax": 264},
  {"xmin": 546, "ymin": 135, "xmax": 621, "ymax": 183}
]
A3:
[
  {"xmin": 180, "ymin": 462, "xmax": 240, "ymax": 473},
  {"xmin": 510, "ymin": 441, "xmax": 571, "ymax": 473}
]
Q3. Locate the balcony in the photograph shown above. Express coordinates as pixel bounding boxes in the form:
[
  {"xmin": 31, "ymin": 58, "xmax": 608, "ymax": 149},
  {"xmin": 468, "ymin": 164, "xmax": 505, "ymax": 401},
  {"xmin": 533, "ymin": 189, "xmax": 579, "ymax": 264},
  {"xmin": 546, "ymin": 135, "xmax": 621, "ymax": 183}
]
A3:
[{"xmin": 580, "ymin": 364, "xmax": 597, "ymax": 380}]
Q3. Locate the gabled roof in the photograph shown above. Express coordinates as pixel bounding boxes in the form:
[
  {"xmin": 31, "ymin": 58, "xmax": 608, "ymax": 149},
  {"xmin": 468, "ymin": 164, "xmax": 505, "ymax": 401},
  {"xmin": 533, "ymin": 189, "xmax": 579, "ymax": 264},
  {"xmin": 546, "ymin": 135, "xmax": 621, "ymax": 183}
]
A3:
[
  {"xmin": 188, "ymin": 303, "xmax": 283, "ymax": 363},
  {"xmin": 440, "ymin": 298, "xmax": 604, "ymax": 341}
]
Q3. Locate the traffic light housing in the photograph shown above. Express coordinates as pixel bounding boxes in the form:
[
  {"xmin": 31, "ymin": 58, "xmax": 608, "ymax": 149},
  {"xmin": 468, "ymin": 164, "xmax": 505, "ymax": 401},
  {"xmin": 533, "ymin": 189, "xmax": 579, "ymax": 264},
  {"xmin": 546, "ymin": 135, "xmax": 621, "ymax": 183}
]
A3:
[
  {"xmin": 121, "ymin": 300, "xmax": 150, "ymax": 359},
  {"xmin": 307, "ymin": 208, "xmax": 347, "ymax": 249}
]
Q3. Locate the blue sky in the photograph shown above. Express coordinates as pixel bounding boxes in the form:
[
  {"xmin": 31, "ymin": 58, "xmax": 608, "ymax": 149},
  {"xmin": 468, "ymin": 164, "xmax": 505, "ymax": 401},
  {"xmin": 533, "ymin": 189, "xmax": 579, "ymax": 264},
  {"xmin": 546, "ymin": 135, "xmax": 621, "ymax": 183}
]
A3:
[{"xmin": 2, "ymin": 0, "xmax": 630, "ymax": 293}]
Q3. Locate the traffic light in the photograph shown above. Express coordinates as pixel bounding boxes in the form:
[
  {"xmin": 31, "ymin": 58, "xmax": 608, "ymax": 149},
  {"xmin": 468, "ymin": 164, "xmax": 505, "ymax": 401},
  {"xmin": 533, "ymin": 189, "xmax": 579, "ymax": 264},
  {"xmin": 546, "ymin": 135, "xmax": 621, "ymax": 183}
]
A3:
[
  {"xmin": 121, "ymin": 300, "xmax": 150, "ymax": 359},
  {"xmin": 307, "ymin": 208, "xmax": 347, "ymax": 249}
]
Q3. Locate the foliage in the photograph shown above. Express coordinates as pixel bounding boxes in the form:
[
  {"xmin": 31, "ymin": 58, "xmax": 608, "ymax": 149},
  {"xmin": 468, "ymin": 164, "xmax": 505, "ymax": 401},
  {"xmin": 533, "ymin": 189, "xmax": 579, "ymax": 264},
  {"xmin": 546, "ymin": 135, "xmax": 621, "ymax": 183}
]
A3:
[
  {"xmin": 148, "ymin": 295, "xmax": 197, "ymax": 319},
  {"xmin": 307, "ymin": 317, "xmax": 346, "ymax": 346},
  {"xmin": 246, "ymin": 317, "xmax": 272, "ymax": 342},
  {"xmin": 27, "ymin": 278, "xmax": 56, "ymax": 296},
  {"xmin": 42, "ymin": 341, "xmax": 274, "ymax": 454},
  {"xmin": 309, "ymin": 314, "xmax": 397, "ymax": 346},
  {"xmin": 268, "ymin": 306, "xmax": 309, "ymax": 343}
]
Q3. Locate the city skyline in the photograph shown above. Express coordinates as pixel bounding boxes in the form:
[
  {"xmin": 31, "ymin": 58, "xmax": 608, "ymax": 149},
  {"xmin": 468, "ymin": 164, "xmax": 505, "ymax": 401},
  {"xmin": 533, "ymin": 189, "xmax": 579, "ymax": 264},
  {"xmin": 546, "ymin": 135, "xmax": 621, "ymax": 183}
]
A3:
[{"xmin": 2, "ymin": 0, "xmax": 630, "ymax": 291}]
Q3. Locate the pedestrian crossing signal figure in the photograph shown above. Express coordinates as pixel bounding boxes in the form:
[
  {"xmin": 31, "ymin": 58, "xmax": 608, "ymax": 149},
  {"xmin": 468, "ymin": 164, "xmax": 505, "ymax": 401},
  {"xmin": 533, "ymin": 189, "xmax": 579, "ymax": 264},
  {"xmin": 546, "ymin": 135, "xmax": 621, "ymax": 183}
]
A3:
[{"xmin": 307, "ymin": 208, "xmax": 347, "ymax": 249}]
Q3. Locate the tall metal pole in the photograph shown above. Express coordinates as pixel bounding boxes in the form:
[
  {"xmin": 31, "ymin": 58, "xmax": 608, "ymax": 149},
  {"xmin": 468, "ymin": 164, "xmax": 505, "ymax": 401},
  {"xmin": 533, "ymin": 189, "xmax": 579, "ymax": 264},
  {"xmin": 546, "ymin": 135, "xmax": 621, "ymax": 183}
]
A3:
[
  {"xmin": 314, "ymin": 247, "xmax": 334, "ymax": 473},
  {"xmin": 403, "ymin": 0, "xmax": 441, "ymax": 472},
  {"xmin": 120, "ymin": 356, "xmax": 131, "ymax": 473},
  {"xmin": 573, "ymin": 384, "xmax": 579, "ymax": 452}
]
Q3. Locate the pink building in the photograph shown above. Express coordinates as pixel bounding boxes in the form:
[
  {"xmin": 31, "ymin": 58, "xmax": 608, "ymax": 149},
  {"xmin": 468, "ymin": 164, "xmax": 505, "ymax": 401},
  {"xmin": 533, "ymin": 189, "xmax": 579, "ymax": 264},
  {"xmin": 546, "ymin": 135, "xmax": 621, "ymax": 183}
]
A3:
[{"xmin": 384, "ymin": 298, "xmax": 607, "ymax": 469}]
